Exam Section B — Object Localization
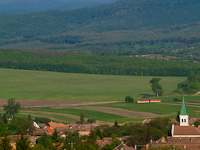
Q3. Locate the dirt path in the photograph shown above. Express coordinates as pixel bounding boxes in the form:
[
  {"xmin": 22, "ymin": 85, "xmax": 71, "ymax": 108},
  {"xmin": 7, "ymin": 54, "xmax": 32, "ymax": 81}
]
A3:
[
  {"xmin": 20, "ymin": 113, "xmax": 65, "ymax": 122},
  {"xmin": 74, "ymin": 106, "xmax": 164, "ymax": 119},
  {"xmin": 21, "ymin": 110, "xmax": 79, "ymax": 120}
]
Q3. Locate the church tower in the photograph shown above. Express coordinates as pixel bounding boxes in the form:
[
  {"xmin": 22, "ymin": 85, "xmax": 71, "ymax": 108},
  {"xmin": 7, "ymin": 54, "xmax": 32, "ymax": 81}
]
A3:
[{"xmin": 179, "ymin": 98, "xmax": 189, "ymax": 126}]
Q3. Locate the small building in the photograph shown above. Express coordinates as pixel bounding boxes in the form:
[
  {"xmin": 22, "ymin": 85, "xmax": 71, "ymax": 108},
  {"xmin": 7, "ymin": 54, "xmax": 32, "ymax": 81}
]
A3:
[
  {"xmin": 44, "ymin": 121, "xmax": 65, "ymax": 134},
  {"xmin": 113, "ymin": 143, "xmax": 135, "ymax": 150}
]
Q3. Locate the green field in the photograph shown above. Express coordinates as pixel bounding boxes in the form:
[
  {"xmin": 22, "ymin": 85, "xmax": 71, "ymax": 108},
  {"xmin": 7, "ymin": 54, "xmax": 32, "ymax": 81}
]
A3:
[
  {"xmin": 20, "ymin": 100, "xmax": 200, "ymax": 123},
  {"xmin": 91, "ymin": 102, "xmax": 200, "ymax": 118},
  {"xmin": 21, "ymin": 107, "xmax": 136, "ymax": 123},
  {"xmin": 1, "ymin": 68, "xmax": 200, "ymax": 123},
  {"xmin": 0, "ymin": 68, "xmax": 186, "ymax": 101}
]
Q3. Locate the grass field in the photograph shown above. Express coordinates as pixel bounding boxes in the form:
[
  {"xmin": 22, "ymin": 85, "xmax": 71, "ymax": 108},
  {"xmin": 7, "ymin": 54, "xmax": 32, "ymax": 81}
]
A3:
[
  {"xmin": 90, "ymin": 102, "xmax": 200, "ymax": 118},
  {"xmin": 20, "ymin": 100, "xmax": 200, "ymax": 123},
  {"xmin": 0, "ymin": 68, "xmax": 186, "ymax": 101},
  {"xmin": 21, "ymin": 107, "xmax": 136, "ymax": 123}
]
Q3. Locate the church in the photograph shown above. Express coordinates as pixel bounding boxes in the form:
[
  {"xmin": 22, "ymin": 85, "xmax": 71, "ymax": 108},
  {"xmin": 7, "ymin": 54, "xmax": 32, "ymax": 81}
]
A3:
[
  {"xmin": 171, "ymin": 98, "xmax": 200, "ymax": 137},
  {"xmin": 145, "ymin": 98, "xmax": 200, "ymax": 150}
]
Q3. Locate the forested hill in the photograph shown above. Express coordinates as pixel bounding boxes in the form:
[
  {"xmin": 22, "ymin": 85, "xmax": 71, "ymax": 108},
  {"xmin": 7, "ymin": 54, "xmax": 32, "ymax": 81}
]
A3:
[
  {"xmin": 1, "ymin": 0, "xmax": 200, "ymax": 35},
  {"xmin": 0, "ymin": 0, "xmax": 200, "ymax": 60}
]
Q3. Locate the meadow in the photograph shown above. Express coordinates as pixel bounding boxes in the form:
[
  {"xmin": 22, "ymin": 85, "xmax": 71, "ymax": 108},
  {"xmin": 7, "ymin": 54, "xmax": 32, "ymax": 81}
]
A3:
[
  {"xmin": 0, "ymin": 68, "xmax": 186, "ymax": 101},
  {"xmin": 1, "ymin": 68, "xmax": 200, "ymax": 123}
]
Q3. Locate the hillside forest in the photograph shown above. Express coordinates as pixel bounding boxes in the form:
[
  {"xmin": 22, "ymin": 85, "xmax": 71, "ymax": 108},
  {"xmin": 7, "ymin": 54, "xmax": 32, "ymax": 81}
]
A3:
[{"xmin": 0, "ymin": 0, "xmax": 200, "ymax": 63}]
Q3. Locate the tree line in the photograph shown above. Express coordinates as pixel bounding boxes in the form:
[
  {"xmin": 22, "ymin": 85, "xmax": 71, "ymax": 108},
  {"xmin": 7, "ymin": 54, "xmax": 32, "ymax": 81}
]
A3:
[{"xmin": 0, "ymin": 50, "xmax": 200, "ymax": 76}]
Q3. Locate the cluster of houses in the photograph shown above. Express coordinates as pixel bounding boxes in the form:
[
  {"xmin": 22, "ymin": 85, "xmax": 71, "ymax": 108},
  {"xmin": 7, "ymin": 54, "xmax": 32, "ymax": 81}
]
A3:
[
  {"xmin": 5, "ymin": 121, "xmax": 134, "ymax": 150},
  {"xmin": 2, "ymin": 99, "xmax": 200, "ymax": 150}
]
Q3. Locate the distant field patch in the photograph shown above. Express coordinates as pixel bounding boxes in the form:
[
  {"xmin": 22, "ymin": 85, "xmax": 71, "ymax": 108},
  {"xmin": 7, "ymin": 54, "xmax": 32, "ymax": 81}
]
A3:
[
  {"xmin": 18, "ymin": 112, "xmax": 76, "ymax": 123},
  {"xmin": 0, "ymin": 68, "xmax": 186, "ymax": 101},
  {"xmin": 21, "ymin": 110, "xmax": 79, "ymax": 120}
]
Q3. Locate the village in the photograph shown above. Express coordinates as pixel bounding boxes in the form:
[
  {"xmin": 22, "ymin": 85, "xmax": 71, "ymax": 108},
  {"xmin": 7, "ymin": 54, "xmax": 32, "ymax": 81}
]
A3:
[{"xmin": 1, "ymin": 98, "xmax": 200, "ymax": 150}]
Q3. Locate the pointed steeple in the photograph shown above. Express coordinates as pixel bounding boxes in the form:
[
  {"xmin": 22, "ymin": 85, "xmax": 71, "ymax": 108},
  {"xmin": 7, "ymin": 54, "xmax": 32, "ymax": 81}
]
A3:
[{"xmin": 180, "ymin": 97, "xmax": 188, "ymax": 115}]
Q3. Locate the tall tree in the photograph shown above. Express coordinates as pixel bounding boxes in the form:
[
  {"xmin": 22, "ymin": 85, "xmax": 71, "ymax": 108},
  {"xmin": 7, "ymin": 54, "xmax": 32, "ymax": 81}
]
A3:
[
  {"xmin": 0, "ymin": 120, "xmax": 7, "ymax": 136},
  {"xmin": 149, "ymin": 78, "xmax": 163, "ymax": 97},
  {"xmin": 80, "ymin": 112, "xmax": 85, "ymax": 124},
  {"xmin": 2, "ymin": 114, "xmax": 8, "ymax": 124},
  {"xmin": 3, "ymin": 98, "xmax": 20, "ymax": 119},
  {"xmin": 176, "ymin": 111, "xmax": 180, "ymax": 123},
  {"xmin": 11, "ymin": 117, "xmax": 35, "ymax": 135},
  {"xmin": 36, "ymin": 133, "xmax": 54, "ymax": 150}
]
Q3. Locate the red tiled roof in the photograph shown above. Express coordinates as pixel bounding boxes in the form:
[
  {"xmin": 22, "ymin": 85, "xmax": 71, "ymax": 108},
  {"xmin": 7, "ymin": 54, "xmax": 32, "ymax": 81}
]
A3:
[
  {"xmin": 44, "ymin": 126, "xmax": 54, "ymax": 134},
  {"xmin": 48, "ymin": 122, "xmax": 65, "ymax": 129},
  {"xmin": 96, "ymin": 139, "xmax": 112, "ymax": 148},
  {"xmin": 174, "ymin": 125, "xmax": 200, "ymax": 136},
  {"xmin": 113, "ymin": 143, "xmax": 135, "ymax": 150},
  {"xmin": 35, "ymin": 128, "xmax": 45, "ymax": 135}
]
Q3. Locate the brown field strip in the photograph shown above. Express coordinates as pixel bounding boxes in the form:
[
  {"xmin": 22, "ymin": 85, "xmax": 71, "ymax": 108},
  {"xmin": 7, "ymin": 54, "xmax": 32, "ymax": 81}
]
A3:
[
  {"xmin": 74, "ymin": 106, "xmax": 164, "ymax": 118},
  {"xmin": 21, "ymin": 110, "xmax": 79, "ymax": 120}
]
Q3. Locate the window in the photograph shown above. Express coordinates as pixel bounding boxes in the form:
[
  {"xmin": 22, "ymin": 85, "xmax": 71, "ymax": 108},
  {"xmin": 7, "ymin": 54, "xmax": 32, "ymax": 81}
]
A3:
[
  {"xmin": 182, "ymin": 119, "xmax": 183, "ymax": 122},
  {"xmin": 184, "ymin": 119, "xmax": 186, "ymax": 122}
]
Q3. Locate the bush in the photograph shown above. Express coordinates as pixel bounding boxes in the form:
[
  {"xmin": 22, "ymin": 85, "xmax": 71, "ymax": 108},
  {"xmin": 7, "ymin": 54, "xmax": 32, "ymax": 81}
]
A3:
[
  {"xmin": 194, "ymin": 120, "xmax": 200, "ymax": 127},
  {"xmin": 173, "ymin": 98, "xmax": 182, "ymax": 102},
  {"xmin": 125, "ymin": 96, "xmax": 134, "ymax": 103}
]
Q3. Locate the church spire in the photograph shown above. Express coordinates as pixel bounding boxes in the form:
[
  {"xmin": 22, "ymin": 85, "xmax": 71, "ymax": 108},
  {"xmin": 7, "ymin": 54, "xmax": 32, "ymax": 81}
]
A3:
[
  {"xmin": 180, "ymin": 97, "xmax": 188, "ymax": 115},
  {"xmin": 179, "ymin": 97, "xmax": 189, "ymax": 126}
]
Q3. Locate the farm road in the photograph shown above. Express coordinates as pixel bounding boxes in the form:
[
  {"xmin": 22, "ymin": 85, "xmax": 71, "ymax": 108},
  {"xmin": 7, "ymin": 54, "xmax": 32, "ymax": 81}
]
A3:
[{"xmin": 74, "ymin": 106, "xmax": 164, "ymax": 118}]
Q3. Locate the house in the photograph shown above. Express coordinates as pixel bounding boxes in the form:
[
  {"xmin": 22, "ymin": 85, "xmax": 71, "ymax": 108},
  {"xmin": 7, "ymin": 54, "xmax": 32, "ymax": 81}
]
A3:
[
  {"xmin": 113, "ymin": 143, "xmax": 135, "ymax": 150},
  {"xmin": 96, "ymin": 137, "xmax": 127, "ymax": 149},
  {"xmin": 34, "ymin": 128, "xmax": 45, "ymax": 136},
  {"xmin": 145, "ymin": 136, "xmax": 200, "ymax": 150},
  {"xmin": 38, "ymin": 123, "xmax": 46, "ymax": 128},
  {"xmin": 78, "ymin": 131, "xmax": 90, "ymax": 137},
  {"xmin": 44, "ymin": 121, "xmax": 65, "ymax": 134},
  {"xmin": 33, "ymin": 121, "xmax": 40, "ymax": 129},
  {"xmin": 96, "ymin": 138, "xmax": 113, "ymax": 148}
]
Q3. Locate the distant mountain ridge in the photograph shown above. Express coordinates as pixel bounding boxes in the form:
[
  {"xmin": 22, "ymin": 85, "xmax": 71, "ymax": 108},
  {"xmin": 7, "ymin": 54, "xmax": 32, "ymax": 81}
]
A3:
[
  {"xmin": 0, "ymin": 0, "xmax": 200, "ymax": 61},
  {"xmin": 0, "ymin": 0, "xmax": 117, "ymax": 14}
]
